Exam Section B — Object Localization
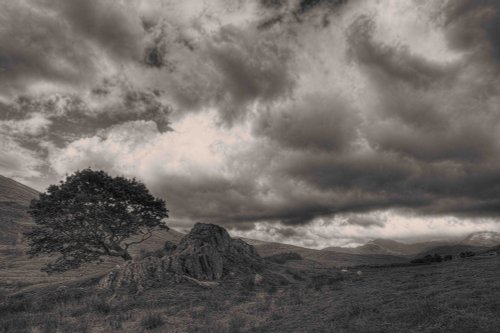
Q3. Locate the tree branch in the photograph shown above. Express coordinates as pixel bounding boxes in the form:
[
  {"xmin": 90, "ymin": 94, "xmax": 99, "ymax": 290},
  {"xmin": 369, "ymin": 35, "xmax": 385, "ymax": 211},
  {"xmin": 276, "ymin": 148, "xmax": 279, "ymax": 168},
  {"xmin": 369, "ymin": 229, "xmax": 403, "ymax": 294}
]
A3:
[{"xmin": 124, "ymin": 229, "xmax": 153, "ymax": 250}]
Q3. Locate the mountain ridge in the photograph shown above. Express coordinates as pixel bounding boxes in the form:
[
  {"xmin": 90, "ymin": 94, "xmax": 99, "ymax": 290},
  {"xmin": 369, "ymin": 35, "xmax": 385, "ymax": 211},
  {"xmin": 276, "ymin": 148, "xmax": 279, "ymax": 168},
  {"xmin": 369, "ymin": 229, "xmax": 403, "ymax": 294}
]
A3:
[{"xmin": 323, "ymin": 231, "xmax": 500, "ymax": 256}]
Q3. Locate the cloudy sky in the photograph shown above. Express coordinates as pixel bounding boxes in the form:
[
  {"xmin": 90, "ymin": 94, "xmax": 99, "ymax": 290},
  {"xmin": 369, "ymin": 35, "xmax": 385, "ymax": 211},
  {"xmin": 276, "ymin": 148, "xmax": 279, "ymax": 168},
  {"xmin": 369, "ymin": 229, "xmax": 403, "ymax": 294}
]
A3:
[{"xmin": 2, "ymin": 0, "xmax": 500, "ymax": 248}]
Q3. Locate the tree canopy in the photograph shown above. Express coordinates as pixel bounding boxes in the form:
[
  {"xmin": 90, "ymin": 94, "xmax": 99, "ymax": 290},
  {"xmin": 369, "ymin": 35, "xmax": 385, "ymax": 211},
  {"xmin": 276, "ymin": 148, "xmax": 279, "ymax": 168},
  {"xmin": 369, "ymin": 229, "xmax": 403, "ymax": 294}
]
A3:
[{"xmin": 24, "ymin": 169, "xmax": 168, "ymax": 273}]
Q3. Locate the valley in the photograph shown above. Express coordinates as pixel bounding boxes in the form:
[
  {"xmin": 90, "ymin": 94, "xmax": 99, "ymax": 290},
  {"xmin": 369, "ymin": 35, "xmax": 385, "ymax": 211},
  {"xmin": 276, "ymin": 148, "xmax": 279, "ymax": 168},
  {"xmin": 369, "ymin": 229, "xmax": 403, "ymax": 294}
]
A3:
[{"xmin": 2, "ymin": 176, "xmax": 500, "ymax": 332}]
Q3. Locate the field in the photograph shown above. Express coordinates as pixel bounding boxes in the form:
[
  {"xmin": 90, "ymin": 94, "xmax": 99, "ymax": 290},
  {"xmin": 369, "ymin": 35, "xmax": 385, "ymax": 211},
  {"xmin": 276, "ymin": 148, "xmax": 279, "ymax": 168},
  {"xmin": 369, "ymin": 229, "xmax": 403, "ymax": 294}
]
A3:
[{"xmin": 2, "ymin": 256, "xmax": 500, "ymax": 333}]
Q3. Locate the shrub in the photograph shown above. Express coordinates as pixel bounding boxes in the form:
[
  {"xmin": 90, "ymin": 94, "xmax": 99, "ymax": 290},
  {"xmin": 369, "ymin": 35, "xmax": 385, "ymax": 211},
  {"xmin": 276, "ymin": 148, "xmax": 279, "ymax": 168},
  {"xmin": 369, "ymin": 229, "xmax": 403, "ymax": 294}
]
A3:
[
  {"xmin": 239, "ymin": 275, "xmax": 256, "ymax": 295},
  {"xmin": 164, "ymin": 241, "xmax": 177, "ymax": 253},
  {"xmin": 460, "ymin": 251, "xmax": 475, "ymax": 258},
  {"xmin": 89, "ymin": 297, "xmax": 111, "ymax": 314},
  {"xmin": 411, "ymin": 253, "xmax": 443, "ymax": 264},
  {"xmin": 139, "ymin": 248, "xmax": 165, "ymax": 260},
  {"xmin": 265, "ymin": 252, "xmax": 303, "ymax": 264},
  {"xmin": 0, "ymin": 297, "xmax": 32, "ymax": 315},
  {"xmin": 141, "ymin": 313, "xmax": 165, "ymax": 330}
]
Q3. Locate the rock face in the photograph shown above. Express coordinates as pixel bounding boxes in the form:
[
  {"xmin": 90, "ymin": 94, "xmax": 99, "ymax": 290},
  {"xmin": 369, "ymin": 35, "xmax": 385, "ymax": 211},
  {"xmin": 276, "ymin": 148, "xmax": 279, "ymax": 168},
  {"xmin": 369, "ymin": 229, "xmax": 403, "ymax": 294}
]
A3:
[
  {"xmin": 169, "ymin": 223, "xmax": 261, "ymax": 280},
  {"xmin": 100, "ymin": 223, "xmax": 262, "ymax": 290}
]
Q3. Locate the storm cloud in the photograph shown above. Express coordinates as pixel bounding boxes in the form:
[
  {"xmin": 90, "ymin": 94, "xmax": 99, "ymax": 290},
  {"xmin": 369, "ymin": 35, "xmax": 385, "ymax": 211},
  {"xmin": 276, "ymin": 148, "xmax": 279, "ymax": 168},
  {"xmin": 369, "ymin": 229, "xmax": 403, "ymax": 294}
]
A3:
[{"xmin": 3, "ymin": 0, "xmax": 500, "ymax": 246}]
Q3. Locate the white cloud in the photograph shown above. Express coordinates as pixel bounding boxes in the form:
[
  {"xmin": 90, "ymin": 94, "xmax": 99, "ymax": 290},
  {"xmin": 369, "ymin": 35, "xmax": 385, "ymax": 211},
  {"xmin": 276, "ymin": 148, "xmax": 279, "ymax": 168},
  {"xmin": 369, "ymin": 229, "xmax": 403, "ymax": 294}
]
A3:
[
  {"xmin": 49, "ymin": 110, "xmax": 255, "ymax": 182},
  {"xmin": 0, "ymin": 113, "xmax": 52, "ymax": 136},
  {"xmin": 231, "ymin": 210, "xmax": 500, "ymax": 249},
  {"xmin": 0, "ymin": 135, "xmax": 43, "ymax": 179}
]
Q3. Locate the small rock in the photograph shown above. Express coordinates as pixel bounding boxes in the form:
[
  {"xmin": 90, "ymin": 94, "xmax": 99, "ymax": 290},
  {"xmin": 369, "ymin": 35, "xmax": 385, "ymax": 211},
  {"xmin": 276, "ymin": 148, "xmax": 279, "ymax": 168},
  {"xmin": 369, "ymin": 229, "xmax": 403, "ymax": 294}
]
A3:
[{"xmin": 254, "ymin": 273, "xmax": 264, "ymax": 285}]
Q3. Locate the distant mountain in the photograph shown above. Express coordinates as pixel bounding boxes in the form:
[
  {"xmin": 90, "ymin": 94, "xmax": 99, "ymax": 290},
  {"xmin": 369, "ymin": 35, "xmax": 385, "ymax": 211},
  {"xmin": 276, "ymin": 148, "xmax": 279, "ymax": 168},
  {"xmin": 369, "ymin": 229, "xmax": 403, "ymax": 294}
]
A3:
[
  {"xmin": 252, "ymin": 241, "xmax": 407, "ymax": 268},
  {"xmin": 461, "ymin": 231, "xmax": 500, "ymax": 247},
  {"xmin": 323, "ymin": 239, "xmax": 449, "ymax": 256},
  {"xmin": 322, "ymin": 231, "xmax": 500, "ymax": 259}
]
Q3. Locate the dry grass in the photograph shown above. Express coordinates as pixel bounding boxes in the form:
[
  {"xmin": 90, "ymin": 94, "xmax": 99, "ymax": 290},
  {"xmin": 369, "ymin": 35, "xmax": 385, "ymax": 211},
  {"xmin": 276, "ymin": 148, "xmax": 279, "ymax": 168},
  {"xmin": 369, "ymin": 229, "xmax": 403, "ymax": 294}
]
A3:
[{"xmin": 2, "ymin": 257, "xmax": 500, "ymax": 332}]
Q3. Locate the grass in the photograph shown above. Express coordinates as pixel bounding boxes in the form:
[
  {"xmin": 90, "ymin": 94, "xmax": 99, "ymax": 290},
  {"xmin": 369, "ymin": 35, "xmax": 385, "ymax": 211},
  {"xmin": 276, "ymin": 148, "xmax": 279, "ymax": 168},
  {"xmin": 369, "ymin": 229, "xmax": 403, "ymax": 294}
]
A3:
[{"xmin": 1, "ymin": 257, "xmax": 500, "ymax": 332}]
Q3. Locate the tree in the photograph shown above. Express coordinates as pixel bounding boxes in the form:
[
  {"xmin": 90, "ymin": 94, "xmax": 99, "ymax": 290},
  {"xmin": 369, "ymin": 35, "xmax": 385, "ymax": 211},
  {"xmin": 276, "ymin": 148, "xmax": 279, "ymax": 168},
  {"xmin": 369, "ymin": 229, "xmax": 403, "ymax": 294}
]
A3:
[{"xmin": 24, "ymin": 169, "xmax": 169, "ymax": 273}]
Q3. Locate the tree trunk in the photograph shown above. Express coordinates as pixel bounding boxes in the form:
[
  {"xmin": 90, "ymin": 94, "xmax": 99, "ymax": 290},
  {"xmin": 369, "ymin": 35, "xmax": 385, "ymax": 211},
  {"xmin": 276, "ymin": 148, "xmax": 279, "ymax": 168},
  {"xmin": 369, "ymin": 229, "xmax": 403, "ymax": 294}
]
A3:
[{"xmin": 108, "ymin": 242, "xmax": 132, "ymax": 261}]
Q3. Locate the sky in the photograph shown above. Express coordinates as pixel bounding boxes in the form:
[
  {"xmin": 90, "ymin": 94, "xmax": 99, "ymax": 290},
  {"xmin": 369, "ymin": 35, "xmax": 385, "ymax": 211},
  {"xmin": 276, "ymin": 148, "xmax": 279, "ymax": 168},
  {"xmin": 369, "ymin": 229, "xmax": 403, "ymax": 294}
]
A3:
[{"xmin": 2, "ymin": 0, "xmax": 500, "ymax": 248}]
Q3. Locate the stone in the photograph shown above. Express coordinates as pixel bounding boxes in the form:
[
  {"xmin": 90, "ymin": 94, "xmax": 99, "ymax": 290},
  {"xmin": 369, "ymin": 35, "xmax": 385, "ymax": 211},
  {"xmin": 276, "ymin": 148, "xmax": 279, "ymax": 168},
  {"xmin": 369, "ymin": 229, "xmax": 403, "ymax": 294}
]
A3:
[
  {"xmin": 254, "ymin": 273, "xmax": 264, "ymax": 285},
  {"xmin": 101, "ymin": 223, "xmax": 263, "ymax": 290}
]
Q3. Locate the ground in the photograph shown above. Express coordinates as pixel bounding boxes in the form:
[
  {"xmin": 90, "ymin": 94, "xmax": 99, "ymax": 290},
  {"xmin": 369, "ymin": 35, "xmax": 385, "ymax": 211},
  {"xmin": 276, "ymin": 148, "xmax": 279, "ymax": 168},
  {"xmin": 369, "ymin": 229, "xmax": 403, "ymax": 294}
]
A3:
[{"xmin": 2, "ymin": 256, "xmax": 500, "ymax": 333}]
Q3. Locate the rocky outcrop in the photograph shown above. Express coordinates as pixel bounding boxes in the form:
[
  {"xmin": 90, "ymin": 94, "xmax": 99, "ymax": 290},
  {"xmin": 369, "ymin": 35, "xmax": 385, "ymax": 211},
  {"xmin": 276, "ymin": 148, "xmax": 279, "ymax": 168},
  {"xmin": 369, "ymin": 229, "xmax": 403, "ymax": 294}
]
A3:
[
  {"xmin": 100, "ymin": 223, "xmax": 262, "ymax": 290},
  {"xmin": 168, "ymin": 223, "xmax": 261, "ymax": 280}
]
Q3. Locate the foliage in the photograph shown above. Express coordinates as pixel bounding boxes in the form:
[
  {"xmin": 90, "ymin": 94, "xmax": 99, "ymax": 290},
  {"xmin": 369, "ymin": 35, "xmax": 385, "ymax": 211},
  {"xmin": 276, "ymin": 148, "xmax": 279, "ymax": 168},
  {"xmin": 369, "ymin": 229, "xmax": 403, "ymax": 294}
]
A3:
[
  {"xmin": 410, "ymin": 254, "xmax": 444, "ymax": 264},
  {"xmin": 265, "ymin": 252, "xmax": 303, "ymax": 264},
  {"xmin": 24, "ymin": 169, "xmax": 168, "ymax": 273},
  {"xmin": 460, "ymin": 251, "xmax": 476, "ymax": 258},
  {"xmin": 140, "ymin": 313, "xmax": 165, "ymax": 330}
]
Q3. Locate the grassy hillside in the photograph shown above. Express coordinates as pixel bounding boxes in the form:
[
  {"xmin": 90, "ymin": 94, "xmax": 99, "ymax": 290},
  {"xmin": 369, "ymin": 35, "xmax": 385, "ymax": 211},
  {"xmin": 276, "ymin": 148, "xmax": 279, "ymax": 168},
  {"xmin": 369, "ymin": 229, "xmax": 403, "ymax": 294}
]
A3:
[
  {"xmin": 0, "ymin": 175, "xmax": 185, "ymax": 292},
  {"xmin": 0, "ymin": 228, "xmax": 184, "ymax": 294},
  {"xmin": 2, "ymin": 253, "xmax": 500, "ymax": 332},
  {"xmin": 416, "ymin": 245, "xmax": 488, "ymax": 258},
  {"xmin": 0, "ymin": 176, "xmax": 39, "ymax": 246},
  {"xmin": 252, "ymin": 242, "xmax": 407, "ymax": 267},
  {"xmin": 0, "ymin": 176, "xmax": 39, "ymax": 206}
]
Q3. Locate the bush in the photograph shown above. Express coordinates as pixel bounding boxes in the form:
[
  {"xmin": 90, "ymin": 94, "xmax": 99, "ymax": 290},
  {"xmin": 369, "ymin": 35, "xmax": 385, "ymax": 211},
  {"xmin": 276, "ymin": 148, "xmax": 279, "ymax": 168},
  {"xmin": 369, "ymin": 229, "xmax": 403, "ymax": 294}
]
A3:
[
  {"xmin": 164, "ymin": 241, "xmax": 177, "ymax": 253},
  {"xmin": 265, "ymin": 252, "xmax": 303, "ymax": 264},
  {"xmin": 460, "ymin": 251, "xmax": 475, "ymax": 258},
  {"xmin": 139, "ymin": 248, "xmax": 165, "ymax": 260},
  {"xmin": 141, "ymin": 313, "xmax": 165, "ymax": 330},
  {"xmin": 0, "ymin": 297, "xmax": 32, "ymax": 315},
  {"xmin": 239, "ymin": 275, "xmax": 256, "ymax": 295},
  {"xmin": 444, "ymin": 254, "xmax": 453, "ymax": 261},
  {"xmin": 91, "ymin": 298, "xmax": 111, "ymax": 315},
  {"xmin": 411, "ymin": 253, "xmax": 443, "ymax": 264}
]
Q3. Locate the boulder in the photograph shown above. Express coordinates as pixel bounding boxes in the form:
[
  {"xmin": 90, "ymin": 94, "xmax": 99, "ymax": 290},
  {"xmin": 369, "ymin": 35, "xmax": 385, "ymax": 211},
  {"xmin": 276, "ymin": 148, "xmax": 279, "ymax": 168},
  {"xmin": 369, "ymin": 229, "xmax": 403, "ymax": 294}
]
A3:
[
  {"xmin": 99, "ymin": 256, "xmax": 171, "ymax": 290},
  {"xmin": 101, "ymin": 223, "xmax": 262, "ymax": 290}
]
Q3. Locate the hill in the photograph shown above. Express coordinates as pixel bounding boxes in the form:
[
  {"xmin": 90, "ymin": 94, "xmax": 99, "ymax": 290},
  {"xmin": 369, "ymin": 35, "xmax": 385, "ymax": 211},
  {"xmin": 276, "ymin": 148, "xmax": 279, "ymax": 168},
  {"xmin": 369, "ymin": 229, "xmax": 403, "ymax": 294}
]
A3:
[
  {"xmin": 0, "ymin": 175, "xmax": 39, "ymax": 206},
  {"xmin": 0, "ymin": 175, "xmax": 184, "ymax": 292},
  {"xmin": 323, "ymin": 239, "xmax": 449, "ymax": 256},
  {"xmin": 461, "ymin": 231, "xmax": 500, "ymax": 247},
  {"xmin": 323, "ymin": 231, "xmax": 500, "ymax": 257},
  {"xmin": 251, "ymin": 241, "xmax": 407, "ymax": 268},
  {"xmin": 0, "ymin": 176, "xmax": 39, "ymax": 246},
  {"xmin": 3, "ymin": 242, "xmax": 500, "ymax": 332}
]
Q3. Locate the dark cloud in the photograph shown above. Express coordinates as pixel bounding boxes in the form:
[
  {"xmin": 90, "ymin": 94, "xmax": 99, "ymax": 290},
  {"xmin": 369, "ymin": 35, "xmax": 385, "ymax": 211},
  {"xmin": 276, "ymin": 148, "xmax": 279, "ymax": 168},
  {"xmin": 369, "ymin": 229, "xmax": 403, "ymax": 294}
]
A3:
[
  {"xmin": 206, "ymin": 26, "xmax": 295, "ymax": 125},
  {"xmin": 254, "ymin": 94, "xmax": 359, "ymax": 152},
  {"xmin": 4, "ymin": 0, "xmax": 500, "ymax": 246},
  {"xmin": 444, "ymin": 0, "xmax": 500, "ymax": 64},
  {"xmin": 1, "ymin": 87, "xmax": 171, "ymax": 147},
  {"xmin": 344, "ymin": 216, "xmax": 384, "ymax": 228},
  {"xmin": 347, "ymin": 16, "xmax": 452, "ymax": 89},
  {"xmin": 44, "ymin": 0, "xmax": 144, "ymax": 60},
  {"xmin": 0, "ymin": 2, "xmax": 95, "ymax": 96}
]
